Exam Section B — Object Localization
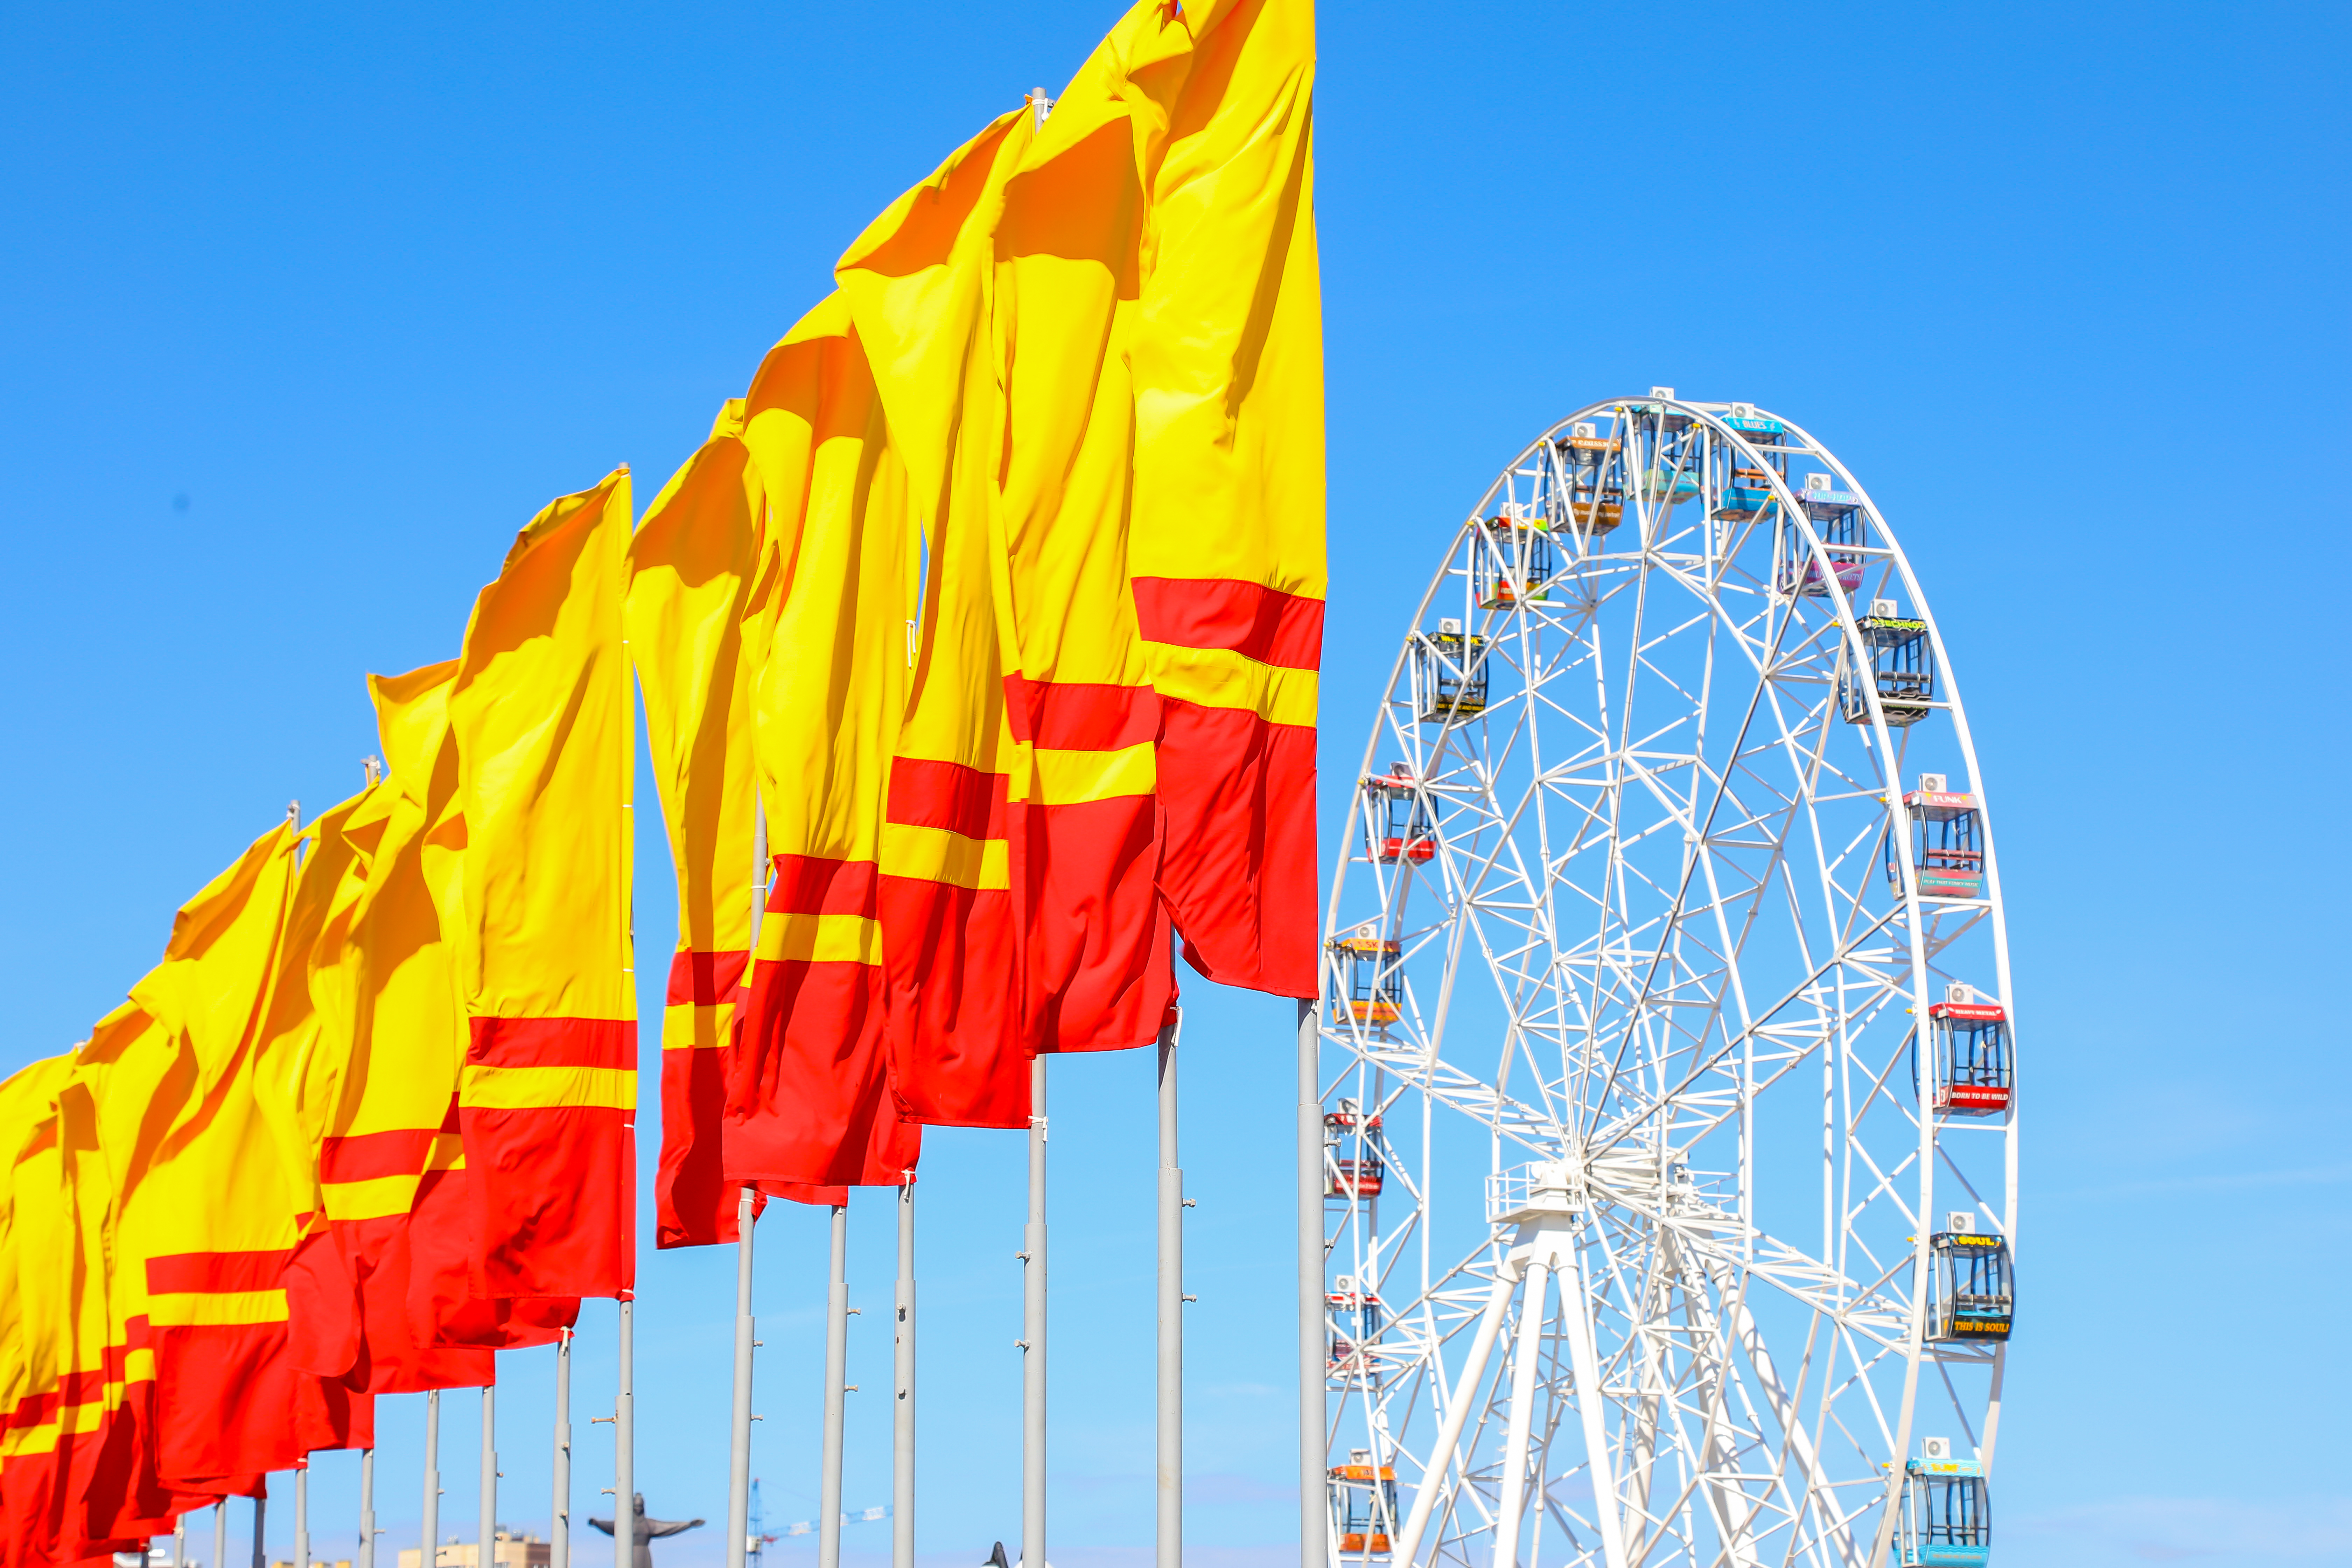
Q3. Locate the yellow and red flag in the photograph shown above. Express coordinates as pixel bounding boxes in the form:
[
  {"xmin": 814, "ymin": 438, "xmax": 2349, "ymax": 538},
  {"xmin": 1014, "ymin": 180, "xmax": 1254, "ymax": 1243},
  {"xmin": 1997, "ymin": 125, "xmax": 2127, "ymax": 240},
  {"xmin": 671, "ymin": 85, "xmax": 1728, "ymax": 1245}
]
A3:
[
  {"xmin": 837, "ymin": 109, "xmax": 1036, "ymax": 1127},
  {"xmin": 0, "ymin": 1054, "xmax": 144, "ymax": 1568},
  {"xmin": 64, "ymin": 1002, "xmax": 233, "ymax": 1539},
  {"xmin": 1125, "ymin": 0, "xmax": 1324, "ymax": 997},
  {"xmin": 987, "ymin": 59, "xmax": 1180, "ymax": 1058},
  {"xmin": 728, "ymin": 294, "xmax": 922, "ymax": 1188},
  {"xmin": 445, "ymin": 470, "xmax": 638, "ymax": 1300},
  {"xmin": 343, "ymin": 662, "xmax": 578, "ymax": 1354},
  {"xmin": 629, "ymin": 405, "xmax": 852, "ymax": 1240},
  {"xmin": 121, "ymin": 823, "xmax": 371, "ymax": 1489}
]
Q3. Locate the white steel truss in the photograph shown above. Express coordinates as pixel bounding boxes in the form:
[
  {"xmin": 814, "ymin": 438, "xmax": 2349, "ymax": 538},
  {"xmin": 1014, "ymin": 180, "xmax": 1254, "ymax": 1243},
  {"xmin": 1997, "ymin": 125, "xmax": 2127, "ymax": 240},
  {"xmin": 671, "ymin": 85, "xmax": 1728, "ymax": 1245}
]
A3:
[{"xmin": 1318, "ymin": 395, "xmax": 2017, "ymax": 1568}]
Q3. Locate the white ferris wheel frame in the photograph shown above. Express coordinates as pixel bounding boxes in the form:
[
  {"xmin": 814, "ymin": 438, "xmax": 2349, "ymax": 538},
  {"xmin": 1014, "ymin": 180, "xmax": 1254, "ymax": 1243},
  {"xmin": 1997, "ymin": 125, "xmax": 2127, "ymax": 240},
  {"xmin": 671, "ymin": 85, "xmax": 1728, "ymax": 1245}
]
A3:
[{"xmin": 1312, "ymin": 393, "xmax": 2019, "ymax": 1568}]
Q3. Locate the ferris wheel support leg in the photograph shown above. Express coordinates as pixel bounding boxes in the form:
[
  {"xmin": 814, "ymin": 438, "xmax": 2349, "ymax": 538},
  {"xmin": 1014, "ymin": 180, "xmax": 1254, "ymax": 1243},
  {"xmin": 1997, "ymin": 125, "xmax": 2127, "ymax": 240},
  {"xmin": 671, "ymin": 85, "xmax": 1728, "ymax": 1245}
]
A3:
[
  {"xmin": 1557, "ymin": 1244, "xmax": 1631, "ymax": 1568},
  {"xmin": 1296, "ymin": 1000, "xmax": 1326, "ymax": 1568},
  {"xmin": 1393, "ymin": 1271, "xmax": 1515, "ymax": 1568},
  {"xmin": 1492, "ymin": 1259, "xmax": 1550, "ymax": 1568}
]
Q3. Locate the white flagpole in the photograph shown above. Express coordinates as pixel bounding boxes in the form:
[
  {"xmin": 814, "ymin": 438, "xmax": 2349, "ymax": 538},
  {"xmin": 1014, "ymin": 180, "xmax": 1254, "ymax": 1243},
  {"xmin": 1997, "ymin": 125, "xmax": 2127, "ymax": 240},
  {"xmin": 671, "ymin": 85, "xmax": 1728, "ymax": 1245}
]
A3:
[
  {"xmin": 294, "ymin": 1467, "xmax": 309, "ymax": 1568},
  {"xmin": 728, "ymin": 1187, "xmax": 758, "ymax": 1568},
  {"xmin": 212, "ymin": 1499, "xmax": 227, "ymax": 1568},
  {"xmin": 422, "ymin": 1393, "xmax": 440, "ymax": 1568},
  {"xmin": 730, "ymin": 802, "xmax": 769, "ymax": 1568},
  {"xmin": 359, "ymin": 1449, "xmax": 376, "ymax": 1568},
  {"xmin": 480, "ymin": 1385, "xmax": 497, "ymax": 1568},
  {"xmin": 615, "ymin": 1299, "xmax": 634, "ymax": 1568},
  {"xmin": 1157, "ymin": 1007, "xmax": 1184, "ymax": 1568},
  {"xmin": 892, "ymin": 1180, "xmax": 915, "ymax": 1568},
  {"xmin": 553, "ymin": 1329, "xmax": 573, "ymax": 1568},
  {"xmin": 1297, "ymin": 1000, "xmax": 1325, "ymax": 1568},
  {"xmin": 1021, "ymin": 1057, "xmax": 1046, "ymax": 1568},
  {"xmin": 818, "ymin": 1204, "xmax": 848, "ymax": 1568}
]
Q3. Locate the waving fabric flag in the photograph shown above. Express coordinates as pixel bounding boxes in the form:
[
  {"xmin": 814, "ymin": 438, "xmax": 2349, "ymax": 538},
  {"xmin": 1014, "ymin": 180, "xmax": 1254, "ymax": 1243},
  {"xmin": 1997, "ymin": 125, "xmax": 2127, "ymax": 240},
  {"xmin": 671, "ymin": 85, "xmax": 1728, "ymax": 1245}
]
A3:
[
  {"xmin": 356, "ymin": 663, "xmax": 578, "ymax": 1352},
  {"xmin": 1126, "ymin": 0, "xmax": 1324, "ymax": 998},
  {"xmin": 837, "ymin": 110, "xmax": 1035, "ymax": 1128},
  {"xmin": 280, "ymin": 761, "xmax": 519, "ymax": 1387},
  {"xmin": 729, "ymin": 294, "xmax": 922, "ymax": 1188},
  {"xmin": 0, "ymin": 1055, "xmax": 141, "ymax": 1568},
  {"xmin": 446, "ymin": 471, "xmax": 638, "ymax": 1301},
  {"xmin": 123, "ymin": 824, "xmax": 372, "ymax": 1488},
  {"xmin": 69, "ymin": 1003, "xmax": 245, "ymax": 1532},
  {"xmin": 989, "ymin": 71, "xmax": 1177, "ymax": 1058},
  {"xmin": 629, "ymin": 405, "xmax": 852, "ymax": 1243}
]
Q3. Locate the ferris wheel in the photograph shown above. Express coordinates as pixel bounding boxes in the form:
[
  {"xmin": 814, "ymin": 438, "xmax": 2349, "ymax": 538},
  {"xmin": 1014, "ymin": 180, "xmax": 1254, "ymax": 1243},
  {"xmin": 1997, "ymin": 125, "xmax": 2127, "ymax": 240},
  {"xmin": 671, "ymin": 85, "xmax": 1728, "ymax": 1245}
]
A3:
[{"xmin": 1317, "ymin": 392, "xmax": 2015, "ymax": 1568}]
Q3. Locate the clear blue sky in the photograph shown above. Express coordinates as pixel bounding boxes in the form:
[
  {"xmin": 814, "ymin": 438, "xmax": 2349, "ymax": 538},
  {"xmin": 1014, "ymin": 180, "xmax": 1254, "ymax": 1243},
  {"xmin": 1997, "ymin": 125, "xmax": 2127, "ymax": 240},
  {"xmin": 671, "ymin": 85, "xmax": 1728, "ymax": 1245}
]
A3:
[{"xmin": 3, "ymin": 4, "xmax": 2346, "ymax": 1567}]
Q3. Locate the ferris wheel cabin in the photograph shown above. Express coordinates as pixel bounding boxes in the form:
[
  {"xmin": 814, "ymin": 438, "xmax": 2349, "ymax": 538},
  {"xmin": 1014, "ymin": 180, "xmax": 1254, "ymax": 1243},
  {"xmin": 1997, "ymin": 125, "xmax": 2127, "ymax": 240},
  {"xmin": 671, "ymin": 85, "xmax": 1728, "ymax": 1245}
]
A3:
[
  {"xmin": 1325, "ymin": 1100, "xmax": 1386, "ymax": 1198},
  {"xmin": 1888, "ymin": 775, "xmax": 1986, "ymax": 899},
  {"xmin": 1781, "ymin": 471, "xmax": 1869, "ymax": 596},
  {"xmin": 1714, "ymin": 410, "xmax": 1787, "ymax": 525},
  {"xmin": 1415, "ymin": 620, "xmax": 1488, "ymax": 722},
  {"xmin": 1325, "ymin": 1276, "xmax": 1385, "ymax": 1385},
  {"xmin": 1330, "ymin": 925, "xmax": 1402, "ymax": 1030},
  {"xmin": 1329, "ymin": 1453, "xmax": 1399, "ymax": 1558},
  {"xmin": 1841, "ymin": 599, "xmax": 1937, "ymax": 727},
  {"xmin": 1925, "ymin": 1218, "xmax": 2014, "ymax": 1342},
  {"xmin": 1929, "ymin": 983, "xmax": 2012, "ymax": 1115},
  {"xmin": 1476, "ymin": 504, "xmax": 1554, "ymax": 608},
  {"xmin": 1554, "ymin": 422, "xmax": 1625, "ymax": 534},
  {"xmin": 1361, "ymin": 765, "xmax": 1435, "ymax": 863},
  {"xmin": 1890, "ymin": 1441, "xmax": 1991, "ymax": 1568}
]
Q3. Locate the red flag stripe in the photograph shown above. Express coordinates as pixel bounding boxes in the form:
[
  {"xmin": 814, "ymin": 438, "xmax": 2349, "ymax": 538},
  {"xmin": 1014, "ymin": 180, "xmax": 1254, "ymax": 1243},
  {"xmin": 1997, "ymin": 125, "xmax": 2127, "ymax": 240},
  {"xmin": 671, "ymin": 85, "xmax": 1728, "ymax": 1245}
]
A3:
[
  {"xmin": 320, "ymin": 1128, "xmax": 439, "ymax": 1183},
  {"xmin": 665, "ymin": 948, "xmax": 750, "ymax": 1007},
  {"xmin": 1132, "ymin": 576, "xmax": 1324, "ymax": 671},
  {"xmin": 1001, "ymin": 676, "xmax": 1158, "ymax": 751},
  {"xmin": 887, "ymin": 759, "xmax": 1007, "ymax": 840},
  {"xmin": 769, "ymin": 855, "xmax": 881, "ymax": 916},
  {"xmin": 145, "ymin": 1248, "xmax": 295, "ymax": 1295},
  {"xmin": 466, "ymin": 1016, "xmax": 636, "ymax": 1070}
]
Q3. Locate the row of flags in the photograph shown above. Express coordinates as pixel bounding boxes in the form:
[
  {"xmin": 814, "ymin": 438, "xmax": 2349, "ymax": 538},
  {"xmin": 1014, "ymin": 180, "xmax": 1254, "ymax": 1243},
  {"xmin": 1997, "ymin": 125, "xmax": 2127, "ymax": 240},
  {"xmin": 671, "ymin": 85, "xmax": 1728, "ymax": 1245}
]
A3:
[
  {"xmin": 0, "ymin": 0, "xmax": 1323, "ymax": 1562},
  {"xmin": 0, "ymin": 476, "xmax": 634, "ymax": 1568},
  {"xmin": 640, "ymin": 0, "xmax": 1322, "ymax": 1241}
]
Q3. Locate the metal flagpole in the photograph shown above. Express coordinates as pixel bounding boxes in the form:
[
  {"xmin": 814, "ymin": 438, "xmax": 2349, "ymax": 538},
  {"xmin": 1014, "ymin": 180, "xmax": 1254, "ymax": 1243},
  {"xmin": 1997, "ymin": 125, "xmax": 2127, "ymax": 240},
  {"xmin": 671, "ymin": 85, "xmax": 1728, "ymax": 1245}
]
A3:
[
  {"xmin": 818, "ymin": 1204, "xmax": 848, "ymax": 1568},
  {"xmin": 615, "ymin": 1299, "xmax": 634, "ymax": 1568},
  {"xmin": 892, "ymin": 1180, "xmax": 914, "ymax": 1568},
  {"xmin": 480, "ymin": 1384, "xmax": 497, "ymax": 1567},
  {"xmin": 422, "ymin": 1393, "xmax": 441, "ymax": 1568},
  {"xmin": 553, "ymin": 1329, "xmax": 573, "ymax": 1568},
  {"xmin": 212, "ymin": 1499, "xmax": 227, "ymax": 1568},
  {"xmin": 1156, "ymin": 1007, "xmax": 1184, "ymax": 1568},
  {"xmin": 295, "ymin": 1467, "xmax": 309, "ymax": 1568},
  {"xmin": 1021, "ymin": 1057, "xmax": 1046, "ymax": 1568},
  {"xmin": 173, "ymin": 1513, "xmax": 186, "ymax": 1568},
  {"xmin": 251, "ymin": 1492, "xmax": 266, "ymax": 1568},
  {"xmin": 359, "ymin": 1449, "xmax": 376, "ymax": 1568},
  {"xmin": 732, "ymin": 802, "xmax": 768, "ymax": 1568},
  {"xmin": 1296, "ymin": 999, "xmax": 1324, "ymax": 1568},
  {"xmin": 728, "ymin": 1187, "xmax": 758, "ymax": 1568}
]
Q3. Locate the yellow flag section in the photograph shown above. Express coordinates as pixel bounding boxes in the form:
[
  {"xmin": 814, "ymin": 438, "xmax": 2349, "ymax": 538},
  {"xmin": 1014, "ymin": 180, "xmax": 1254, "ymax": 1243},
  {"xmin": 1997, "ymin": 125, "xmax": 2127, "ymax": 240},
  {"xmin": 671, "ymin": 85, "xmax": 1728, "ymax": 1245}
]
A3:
[
  {"xmin": 1125, "ymin": 0, "xmax": 1323, "ymax": 998},
  {"xmin": 625, "ymin": 402, "xmax": 788, "ymax": 1245},
  {"xmin": 122, "ymin": 824, "xmax": 370, "ymax": 1489},
  {"xmin": 728, "ymin": 294, "xmax": 922, "ymax": 1189},
  {"xmin": 446, "ymin": 470, "xmax": 637, "ymax": 1300},
  {"xmin": 836, "ymin": 109, "xmax": 1034, "ymax": 1128}
]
